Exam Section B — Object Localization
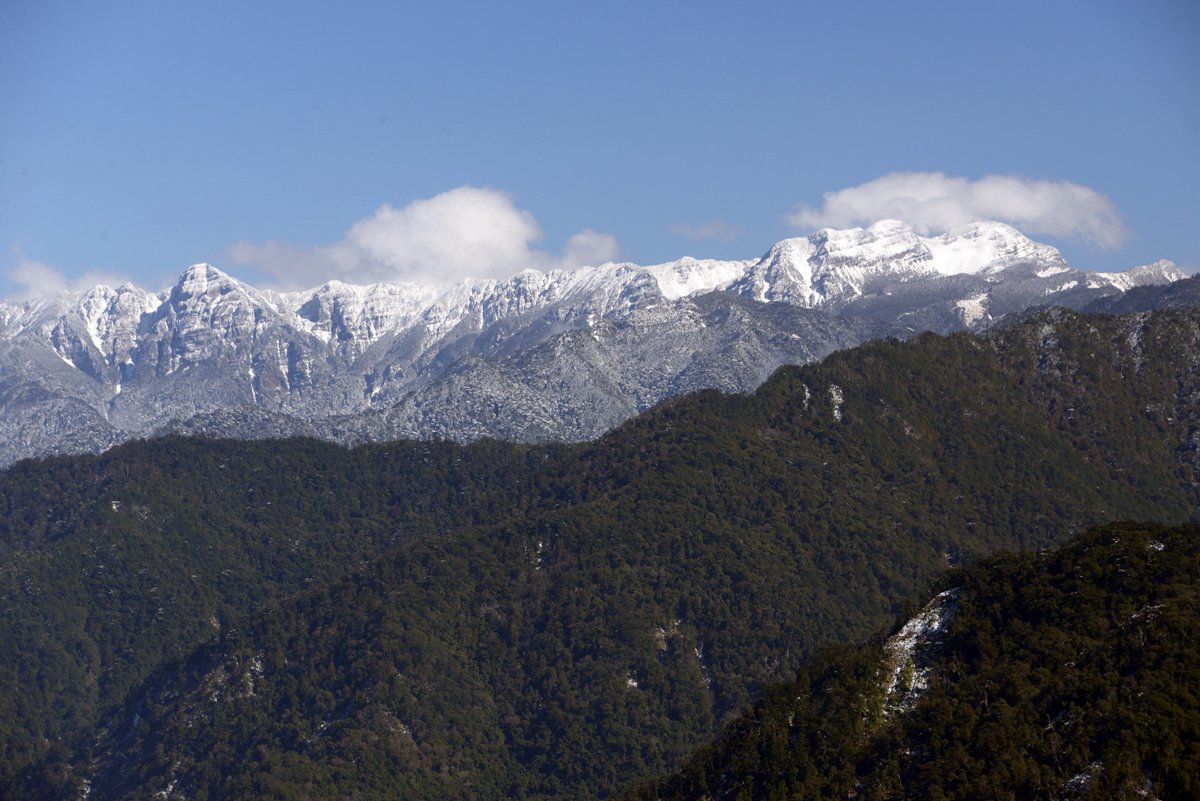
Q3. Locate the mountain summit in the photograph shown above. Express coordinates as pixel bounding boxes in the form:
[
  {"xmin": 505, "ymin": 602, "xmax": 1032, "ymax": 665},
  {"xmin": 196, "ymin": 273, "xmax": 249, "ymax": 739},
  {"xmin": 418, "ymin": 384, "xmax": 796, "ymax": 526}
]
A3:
[{"xmin": 0, "ymin": 222, "xmax": 1183, "ymax": 466}]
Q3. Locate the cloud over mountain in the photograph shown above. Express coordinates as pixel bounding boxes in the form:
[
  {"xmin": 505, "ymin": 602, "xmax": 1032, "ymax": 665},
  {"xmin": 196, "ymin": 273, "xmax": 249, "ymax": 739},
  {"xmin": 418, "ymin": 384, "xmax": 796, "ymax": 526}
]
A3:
[
  {"xmin": 229, "ymin": 186, "xmax": 620, "ymax": 288},
  {"xmin": 6, "ymin": 260, "xmax": 129, "ymax": 301},
  {"xmin": 788, "ymin": 172, "xmax": 1128, "ymax": 249}
]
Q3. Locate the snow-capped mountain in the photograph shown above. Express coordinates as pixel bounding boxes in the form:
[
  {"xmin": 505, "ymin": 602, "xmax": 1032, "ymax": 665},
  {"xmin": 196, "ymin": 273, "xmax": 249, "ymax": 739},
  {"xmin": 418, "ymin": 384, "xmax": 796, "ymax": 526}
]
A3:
[
  {"xmin": 0, "ymin": 220, "xmax": 1184, "ymax": 466},
  {"xmin": 728, "ymin": 220, "xmax": 1071, "ymax": 307}
]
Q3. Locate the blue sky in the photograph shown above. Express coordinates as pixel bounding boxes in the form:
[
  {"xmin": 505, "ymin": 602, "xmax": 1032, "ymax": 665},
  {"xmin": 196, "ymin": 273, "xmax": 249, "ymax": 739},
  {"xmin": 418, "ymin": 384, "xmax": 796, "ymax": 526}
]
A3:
[{"xmin": 1, "ymin": 0, "xmax": 1197, "ymax": 295}]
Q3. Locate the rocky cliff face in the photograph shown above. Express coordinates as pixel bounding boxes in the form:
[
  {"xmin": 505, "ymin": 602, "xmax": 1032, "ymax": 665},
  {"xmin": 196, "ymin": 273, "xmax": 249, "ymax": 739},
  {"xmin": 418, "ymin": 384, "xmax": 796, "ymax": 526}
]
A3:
[{"xmin": 0, "ymin": 221, "xmax": 1184, "ymax": 465}]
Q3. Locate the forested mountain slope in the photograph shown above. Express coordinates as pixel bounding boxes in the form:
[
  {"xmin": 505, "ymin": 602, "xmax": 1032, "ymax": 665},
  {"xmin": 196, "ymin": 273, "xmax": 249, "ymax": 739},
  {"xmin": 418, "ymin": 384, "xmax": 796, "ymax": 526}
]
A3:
[
  {"xmin": 2, "ymin": 307, "xmax": 1198, "ymax": 799},
  {"xmin": 624, "ymin": 522, "xmax": 1200, "ymax": 801}
]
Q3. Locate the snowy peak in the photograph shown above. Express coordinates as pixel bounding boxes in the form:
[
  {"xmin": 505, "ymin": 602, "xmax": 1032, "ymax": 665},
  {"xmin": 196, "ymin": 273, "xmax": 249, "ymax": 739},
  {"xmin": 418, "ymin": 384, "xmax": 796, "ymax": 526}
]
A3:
[
  {"xmin": 291, "ymin": 280, "xmax": 435, "ymax": 347},
  {"xmin": 730, "ymin": 238, "xmax": 820, "ymax": 306},
  {"xmin": 416, "ymin": 263, "xmax": 664, "ymax": 342},
  {"xmin": 643, "ymin": 256, "xmax": 757, "ymax": 301},
  {"xmin": 927, "ymin": 221, "xmax": 1065, "ymax": 275},
  {"xmin": 171, "ymin": 263, "xmax": 245, "ymax": 299},
  {"xmin": 808, "ymin": 220, "xmax": 935, "ymax": 298},
  {"xmin": 161, "ymin": 263, "xmax": 291, "ymax": 321},
  {"xmin": 0, "ymin": 224, "xmax": 1176, "ymax": 339},
  {"xmin": 77, "ymin": 282, "xmax": 161, "ymax": 364},
  {"xmin": 0, "ymin": 221, "xmax": 1191, "ymax": 466},
  {"xmin": 1091, "ymin": 259, "xmax": 1185, "ymax": 292},
  {"xmin": 806, "ymin": 219, "xmax": 1060, "ymax": 277},
  {"xmin": 732, "ymin": 221, "xmax": 933, "ymax": 307},
  {"xmin": 1125, "ymin": 259, "xmax": 1184, "ymax": 284},
  {"xmin": 0, "ymin": 222, "xmax": 1184, "ymax": 384},
  {"xmin": 730, "ymin": 220, "xmax": 1081, "ymax": 307},
  {"xmin": 809, "ymin": 219, "xmax": 926, "ymax": 266}
]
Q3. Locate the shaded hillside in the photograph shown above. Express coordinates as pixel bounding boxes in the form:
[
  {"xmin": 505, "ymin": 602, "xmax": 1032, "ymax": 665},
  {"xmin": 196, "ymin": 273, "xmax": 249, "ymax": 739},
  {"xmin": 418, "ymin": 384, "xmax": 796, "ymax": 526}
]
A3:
[
  {"xmin": 0, "ymin": 436, "xmax": 550, "ymax": 793},
  {"xmin": 2, "ymin": 307, "xmax": 1199, "ymax": 799},
  {"xmin": 624, "ymin": 522, "xmax": 1200, "ymax": 801}
]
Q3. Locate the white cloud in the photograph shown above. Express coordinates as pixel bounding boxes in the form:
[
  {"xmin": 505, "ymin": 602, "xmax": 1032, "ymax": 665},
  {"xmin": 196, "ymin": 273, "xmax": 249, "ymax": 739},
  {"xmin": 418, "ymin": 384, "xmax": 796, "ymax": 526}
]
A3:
[
  {"xmin": 788, "ymin": 172, "xmax": 1128, "ymax": 248},
  {"xmin": 669, "ymin": 220, "xmax": 742, "ymax": 242},
  {"xmin": 559, "ymin": 229, "xmax": 621, "ymax": 268},
  {"xmin": 6, "ymin": 260, "xmax": 129, "ymax": 301},
  {"xmin": 10, "ymin": 260, "xmax": 69, "ymax": 297},
  {"xmin": 229, "ymin": 186, "xmax": 621, "ymax": 289}
]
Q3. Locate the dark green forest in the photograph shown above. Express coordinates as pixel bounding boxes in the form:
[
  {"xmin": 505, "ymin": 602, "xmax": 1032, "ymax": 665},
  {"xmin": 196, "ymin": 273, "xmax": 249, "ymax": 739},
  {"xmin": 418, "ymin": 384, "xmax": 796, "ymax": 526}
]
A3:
[
  {"xmin": 2, "ymin": 307, "xmax": 1199, "ymax": 799},
  {"xmin": 624, "ymin": 521, "xmax": 1200, "ymax": 801}
]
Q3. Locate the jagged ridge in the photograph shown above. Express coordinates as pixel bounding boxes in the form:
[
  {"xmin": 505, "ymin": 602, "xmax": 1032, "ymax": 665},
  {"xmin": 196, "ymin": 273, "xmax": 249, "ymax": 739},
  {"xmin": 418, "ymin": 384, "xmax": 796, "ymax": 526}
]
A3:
[{"xmin": 0, "ymin": 221, "xmax": 1183, "ymax": 465}]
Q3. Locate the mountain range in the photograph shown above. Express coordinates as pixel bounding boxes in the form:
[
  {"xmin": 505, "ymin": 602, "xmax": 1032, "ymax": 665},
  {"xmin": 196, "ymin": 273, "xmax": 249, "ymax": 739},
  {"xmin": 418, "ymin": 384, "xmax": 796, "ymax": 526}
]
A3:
[
  {"xmin": 4, "ymin": 303, "xmax": 1199, "ymax": 800},
  {"xmin": 0, "ymin": 220, "xmax": 1183, "ymax": 466}
]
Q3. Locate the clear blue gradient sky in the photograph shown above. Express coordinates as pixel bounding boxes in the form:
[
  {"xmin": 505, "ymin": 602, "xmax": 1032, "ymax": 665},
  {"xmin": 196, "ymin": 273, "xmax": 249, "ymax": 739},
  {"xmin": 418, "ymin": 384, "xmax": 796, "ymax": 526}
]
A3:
[{"xmin": 1, "ymin": 0, "xmax": 1197, "ymax": 295}]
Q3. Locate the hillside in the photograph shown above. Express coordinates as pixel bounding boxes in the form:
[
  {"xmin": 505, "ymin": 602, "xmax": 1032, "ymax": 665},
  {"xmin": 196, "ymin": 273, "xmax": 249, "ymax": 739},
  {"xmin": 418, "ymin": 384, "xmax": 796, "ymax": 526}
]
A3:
[
  {"xmin": 623, "ymin": 521, "xmax": 1200, "ymax": 801},
  {"xmin": 2, "ymin": 306, "xmax": 1199, "ymax": 799}
]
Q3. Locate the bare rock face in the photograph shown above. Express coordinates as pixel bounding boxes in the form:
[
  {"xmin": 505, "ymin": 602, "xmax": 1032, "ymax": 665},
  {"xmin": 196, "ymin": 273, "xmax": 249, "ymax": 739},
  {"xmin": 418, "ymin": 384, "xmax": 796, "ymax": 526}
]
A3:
[{"xmin": 0, "ymin": 221, "xmax": 1184, "ymax": 466}]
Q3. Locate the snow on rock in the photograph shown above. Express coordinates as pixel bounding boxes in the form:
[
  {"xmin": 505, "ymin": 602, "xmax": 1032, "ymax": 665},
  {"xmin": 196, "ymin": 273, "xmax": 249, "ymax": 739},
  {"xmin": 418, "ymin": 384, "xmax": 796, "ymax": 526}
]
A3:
[
  {"xmin": 728, "ymin": 219, "xmax": 1079, "ymax": 307},
  {"xmin": 926, "ymin": 221, "xmax": 1065, "ymax": 276},
  {"xmin": 1064, "ymin": 761, "xmax": 1104, "ymax": 795},
  {"xmin": 1091, "ymin": 260, "xmax": 1184, "ymax": 292},
  {"xmin": 829, "ymin": 383, "xmax": 844, "ymax": 421},
  {"xmin": 955, "ymin": 292, "xmax": 990, "ymax": 326},
  {"xmin": 1043, "ymin": 280, "xmax": 1079, "ymax": 296},
  {"xmin": 643, "ymin": 256, "xmax": 752, "ymax": 300},
  {"xmin": 880, "ymin": 587, "xmax": 961, "ymax": 718},
  {"xmin": 287, "ymin": 279, "xmax": 435, "ymax": 349},
  {"xmin": 730, "ymin": 237, "xmax": 822, "ymax": 306},
  {"xmin": 0, "ymin": 220, "xmax": 1186, "ymax": 466}
]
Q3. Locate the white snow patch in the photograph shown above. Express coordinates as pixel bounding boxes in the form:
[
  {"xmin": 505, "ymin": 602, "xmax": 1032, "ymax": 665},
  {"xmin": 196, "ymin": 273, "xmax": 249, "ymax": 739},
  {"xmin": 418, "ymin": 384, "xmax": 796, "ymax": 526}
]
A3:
[
  {"xmin": 1065, "ymin": 761, "xmax": 1103, "ymax": 793},
  {"xmin": 829, "ymin": 383, "xmax": 844, "ymax": 422},
  {"xmin": 274, "ymin": 341, "xmax": 288, "ymax": 383},
  {"xmin": 881, "ymin": 587, "xmax": 961, "ymax": 718},
  {"xmin": 1044, "ymin": 280, "xmax": 1079, "ymax": 295},
  {"xmin": 1093, "ymin": 260, "xmax": 1184, "ymax": 292},
  {"xmin": 1036, "ymin": 265, "xmax": 1071, "ymax": 278},
  {"xmin": 694, "ymin": 645, "xmax": 712, "ymax": 687},
  {"xmin": 955, "ymin": 292, "xmax": 989, "ymax": 326},
  {"xmin": 925, "ymin": 221, "xmax": 1064, "ymax": 276},
  {"xmin": 644, "ymin": 257, "xmax": 751, "ymax": 300}
]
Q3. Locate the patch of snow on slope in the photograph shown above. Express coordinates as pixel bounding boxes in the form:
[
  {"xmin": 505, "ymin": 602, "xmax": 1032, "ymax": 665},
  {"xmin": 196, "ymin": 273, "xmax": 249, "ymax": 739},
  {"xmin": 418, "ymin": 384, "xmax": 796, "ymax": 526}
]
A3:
[
  {"xmin": 810, "ymin": 220, "xmax": 924, "ymax": 267},
  {"xmin": 1064, "ymin": 761, "xmax": 1104, "ymax": 794},
  {"xmin": 643, "ymin": 257, "xmax": 752, "ymax": 300},
  {"xmin": 1093, "ymin": 260, "xmax": 1184, "ymax": 292},
  {"xmin": 955, "ymin": 293, "xmax": 989, "ymax": 326},
  {"xmin": 829, "ymin": 383, "xmax": 844, "ymax": 421},
  {"xmin": 1044, "ymin": 280, "xmax": 1079, "ymax": 296},
  {"xmin": 881, "ymin": 587, "xmax": 961, "ymax": 718},
  {"xmin": 927, "ymin": 221, "xmax": 1063, "ymax": 276}
]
